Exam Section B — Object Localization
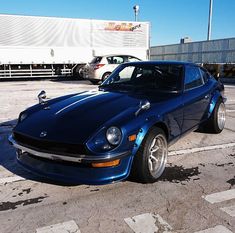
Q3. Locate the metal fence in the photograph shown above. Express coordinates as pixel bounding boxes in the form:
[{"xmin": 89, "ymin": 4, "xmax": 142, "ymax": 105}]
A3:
[
  {"xmin": 0, "ymin": 64, "xmax": 73, "ymax": 79},
  {"xmin": 150, "ymin": 38, "xmax": 235, "ymax": 64}
]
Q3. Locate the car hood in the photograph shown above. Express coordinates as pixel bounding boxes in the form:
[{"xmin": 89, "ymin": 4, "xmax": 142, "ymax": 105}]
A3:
[{"xmin": 14, "ymin": 90, "xmax": 148, "ymax": 144}]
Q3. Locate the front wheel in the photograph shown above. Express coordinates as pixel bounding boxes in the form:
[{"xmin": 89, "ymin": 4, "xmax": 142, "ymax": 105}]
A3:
[
  {"xmin": 131, "ymin": 127, "xmax": 168, "ymax": 183},
  {"xmin": 205, "ymin": 98, "xmax": 226, "ymax": 133}
]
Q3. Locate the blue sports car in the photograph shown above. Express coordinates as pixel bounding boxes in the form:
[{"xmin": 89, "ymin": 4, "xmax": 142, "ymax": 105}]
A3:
[{"xmin": 9, "ymin": 61, "xmax": 226, "ymax": 184}]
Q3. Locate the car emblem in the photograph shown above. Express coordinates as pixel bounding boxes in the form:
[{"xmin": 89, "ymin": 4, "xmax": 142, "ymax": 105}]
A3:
[{"xmin": 40, "ymin": 131, "xmax": 47, "ymax": 138}]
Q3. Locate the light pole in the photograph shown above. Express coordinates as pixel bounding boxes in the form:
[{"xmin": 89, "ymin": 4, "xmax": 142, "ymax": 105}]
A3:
[
  {"xmin": 133, "ymin": 5, "xmax": 140, "ymax": 22},
  {"xmin": 207, "ymin": 0, "xmax": 213, "ymax": 40}
]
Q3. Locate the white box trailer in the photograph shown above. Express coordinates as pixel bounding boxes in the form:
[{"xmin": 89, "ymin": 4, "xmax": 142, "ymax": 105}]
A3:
[{"xmin": 0, "ymin": 14, "xmax": 150, "ymax": 79}]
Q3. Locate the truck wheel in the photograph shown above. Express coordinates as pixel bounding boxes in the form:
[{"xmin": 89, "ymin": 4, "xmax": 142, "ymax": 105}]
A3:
[
  {"xmin": 131, "ymin": 127, "xmax": 168, "ymax": 183},
  {"xmin": 73, "ymin": 64, "xmax": 86, "ymax": 79},
  {"xmin": 205, "ymin": 98, "xmax": 226, "ymax": 133},
  {"xmin": 102, "ymin": 72, "xmax": 111, "ymax": 82}
]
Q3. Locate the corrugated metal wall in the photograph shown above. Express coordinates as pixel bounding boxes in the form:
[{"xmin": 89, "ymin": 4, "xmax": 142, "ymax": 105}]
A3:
[
  {"xmin": 0, "ymin": 14, "xmax": 149, "ymax": 49},
  {"xmin": 150, "ymin": 38, "xmax": 235, "ymax": 63},
  {"xmin": 0, "ymin": 14, "xmax": 150, "ymax": 64}
]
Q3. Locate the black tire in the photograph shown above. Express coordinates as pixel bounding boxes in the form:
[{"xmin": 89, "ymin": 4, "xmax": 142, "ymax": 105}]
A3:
[
  {"xmin": 204, "ymin": 98, "xmax": 226, "ymax": 133},
  {"xmin": 90, "ymin": 80, "xmax": 100, "ymax": 85},
  {"xmin": 102, "ymin": 72, "xmax": 111, "ymax": 82},
  {"xmin": 73, "ymin": 64, "xmax": 86, "ymax": 79},
  {"xmin": 131, "ymin": 127, "xmax": 168, "ymax": 183}
]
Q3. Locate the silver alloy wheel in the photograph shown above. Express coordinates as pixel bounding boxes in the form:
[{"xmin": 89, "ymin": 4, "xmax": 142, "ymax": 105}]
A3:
[
  {"xmin": 217, "ymin": 102, "xmax": 226, "ymax": 130},
  {"xmin": 147, "ymin": 134, "xmax": 167, "ymax": 178}
]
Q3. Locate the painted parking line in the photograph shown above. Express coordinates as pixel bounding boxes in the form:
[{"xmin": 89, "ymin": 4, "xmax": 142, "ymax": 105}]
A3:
[
  {"xmin": 0, "ymin": 175, "xmax": 25, "ymax": 185},
  {"xmin": 124, "ymin": 213, "xmax": 173, "ymax": 233},
  {"xmin": 202, "ymin": 189, "xmax": 235, "ymax": 204},
  {"xmin": 227, "ymin": 109, "xmax": 235, "ymax": 112},
  {"xmin": 169, "ymin": 142, "xmax": 235, "ymax": 156},
  {"xmin": 36, "ymin": 220, "xmax": 81, "ymax": 233},
  {"xmin": 226, "ymin": 99, "xmax": 235, "ymax": 103},
  {"xmin": 194, "ymin": 225, "xmax": 233, "ymax": 233},
  {"xmin": 226, "ymin": 97, "xmax": 235, "ymax": 102},
  {"xmin": 220, "ymin": 204, "xmax": 235, "ymax": 217}
]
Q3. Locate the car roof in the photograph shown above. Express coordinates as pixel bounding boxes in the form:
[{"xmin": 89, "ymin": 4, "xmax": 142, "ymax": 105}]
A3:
[
  {"xmin": 125, "ymin": 60, "xmax": 197, "ymax": 66},
  {"xmin": 95, "ymin": 54, "xmax": 139, "ymax": 58}
]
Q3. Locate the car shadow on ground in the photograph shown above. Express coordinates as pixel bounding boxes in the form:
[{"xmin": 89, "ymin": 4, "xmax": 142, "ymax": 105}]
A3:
[
  {"xmin": 0, "ymin": 119, "xmax": 81, "ymax": 186},
  {"xmin": 195, "ymin": 126, "xmax": 218, "ymax": 134}
]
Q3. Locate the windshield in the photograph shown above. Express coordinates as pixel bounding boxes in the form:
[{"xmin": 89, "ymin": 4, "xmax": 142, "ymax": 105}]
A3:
[{"xmin": 100, "ymin": 64, "xmax": 183, "ymax": 92}]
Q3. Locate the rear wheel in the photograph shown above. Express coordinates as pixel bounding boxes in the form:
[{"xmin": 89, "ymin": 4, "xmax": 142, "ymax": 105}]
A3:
[
  {"xmin": 102, "ymin": 72, "xmax": 111, "ymax": 82},
  {"xmin": 205, "ymin": 98, "xmax": 226, "ymax": 133},
  {"xmin": 131, "ymin": 127, "xmax": 168, "ymax": 183}
]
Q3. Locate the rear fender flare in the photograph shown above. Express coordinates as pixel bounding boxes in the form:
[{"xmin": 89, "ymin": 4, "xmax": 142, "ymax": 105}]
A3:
[{"xmin": 208, "ymin": 91, "xmax": 223, "ymax": 118}]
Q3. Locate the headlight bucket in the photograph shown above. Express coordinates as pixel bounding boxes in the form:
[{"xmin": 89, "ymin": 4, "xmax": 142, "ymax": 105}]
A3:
[
  {"xmin": 106, "ymin": 126, "xmax": 122, "ymax": 146},
  {"xmin": 86, "ymin": 126, "xmax": 123, "ymax": 153}
]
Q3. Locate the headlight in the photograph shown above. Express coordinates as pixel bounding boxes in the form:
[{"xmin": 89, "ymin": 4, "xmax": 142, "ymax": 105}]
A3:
[{"xmin": 106, "ymin": 126, "xmax": 122, "ymax": 146}]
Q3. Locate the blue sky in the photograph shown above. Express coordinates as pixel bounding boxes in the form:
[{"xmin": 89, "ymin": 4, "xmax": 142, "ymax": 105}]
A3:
[{"xmin": 1, "ymin": 0, "xmax": 235, "ymax": 46}]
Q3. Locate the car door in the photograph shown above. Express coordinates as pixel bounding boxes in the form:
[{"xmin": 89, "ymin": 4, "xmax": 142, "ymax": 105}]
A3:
[{"xmin": 182, "ymin": 65, "xmax": 211, "ymax": 133}]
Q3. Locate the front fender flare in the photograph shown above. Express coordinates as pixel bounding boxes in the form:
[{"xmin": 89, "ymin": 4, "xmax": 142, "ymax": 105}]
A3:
[{"xmin": 131, "ymin": 117, "xmax": 168, "ymax": 156}]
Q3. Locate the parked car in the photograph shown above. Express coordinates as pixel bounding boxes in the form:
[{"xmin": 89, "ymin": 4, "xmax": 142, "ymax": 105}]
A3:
[
  {"xmin": 81, "ymin": 54, "xmax": 141, "ymax": 84},
  {"xmin": 9, "ymin": 61, "xmax": 226, "ymax": 185}
]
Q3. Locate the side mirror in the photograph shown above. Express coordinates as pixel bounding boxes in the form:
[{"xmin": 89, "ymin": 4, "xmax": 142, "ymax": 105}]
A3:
[
  {"xmin": 38, "ymin": 90, "xmax": 46, "ymax": 104},
  {"xmin": 215, "ymin": 72, "xmax": 220, "ymax": 81},
  {"xmin": 135, "ymin": 100, "xmax": 150, "ymax": 116},
  {"xmin": 140, "ymin": 100, "xmax": 150, "ymax": 110}
]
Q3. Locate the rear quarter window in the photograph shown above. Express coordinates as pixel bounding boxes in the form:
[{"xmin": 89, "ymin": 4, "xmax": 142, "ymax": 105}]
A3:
[
  {"xmin": 184, "ymin": 66, "xmax": 204, "ymax": 90},
  {"xmin": 200, "ymin": 68, "xmax": 210, "ymax": 83},
  {"xmin": 128, "ymin": 56, "xmax": 141, "ymax": 62}
]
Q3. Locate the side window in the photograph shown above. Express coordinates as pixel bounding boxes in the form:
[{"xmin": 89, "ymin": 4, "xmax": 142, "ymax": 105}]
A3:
[
  {"xmin": 184, "ymin": 66, "xmax": 204, "ymax": 90},
  {"xmin": 128, "ymin": 56, "xmax": 140, "ymax": 62},
  {"xmin": 110, "ymin": 56, "xmax": 124, "ymax": 64},
  {"xmin": 106, "ymin": 57, "xmax": 112, "ymax": 64},
  {"xmin": 200, "ymin": 68, "xmax": 209, "ymax": 83}
]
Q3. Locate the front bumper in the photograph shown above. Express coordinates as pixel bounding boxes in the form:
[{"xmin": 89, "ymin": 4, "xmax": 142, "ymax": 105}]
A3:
[
  {"xmin": 8, "ymin": 134, "xmax": 130, "ymax": 163},
  {"xmin": 8, "ymin": 134, "xmax": 133, "ymax": 184}
]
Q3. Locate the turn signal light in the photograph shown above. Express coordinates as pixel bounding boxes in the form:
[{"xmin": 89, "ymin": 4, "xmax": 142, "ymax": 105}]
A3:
[
  {"xmin": 128, "ymin": 134, "xmax": 137, "ymax": 142},
  {"xmin": 91, "ymin": 159, "xmax": 120, "ymax": 168}
]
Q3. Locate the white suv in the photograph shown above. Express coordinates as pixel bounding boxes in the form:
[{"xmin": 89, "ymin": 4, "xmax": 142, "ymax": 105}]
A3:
[{"xmin": 83, "ymin": 55, "xmax": 141, "ymax": 84}]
